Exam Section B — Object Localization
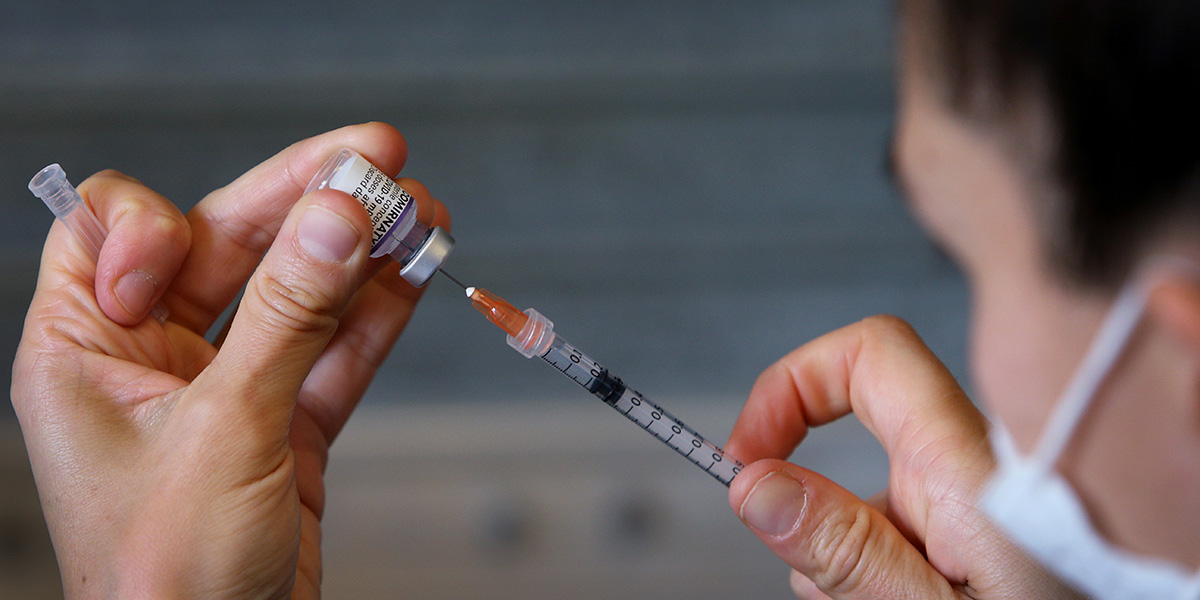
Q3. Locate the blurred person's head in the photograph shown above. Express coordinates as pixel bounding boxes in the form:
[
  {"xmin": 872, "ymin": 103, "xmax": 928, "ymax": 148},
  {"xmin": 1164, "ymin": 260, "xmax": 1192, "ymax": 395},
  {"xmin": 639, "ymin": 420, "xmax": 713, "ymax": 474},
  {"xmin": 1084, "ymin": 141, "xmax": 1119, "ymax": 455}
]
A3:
[{"xmin": 892, "ymin": 0, "xmax": 1200, "ymax": 573}]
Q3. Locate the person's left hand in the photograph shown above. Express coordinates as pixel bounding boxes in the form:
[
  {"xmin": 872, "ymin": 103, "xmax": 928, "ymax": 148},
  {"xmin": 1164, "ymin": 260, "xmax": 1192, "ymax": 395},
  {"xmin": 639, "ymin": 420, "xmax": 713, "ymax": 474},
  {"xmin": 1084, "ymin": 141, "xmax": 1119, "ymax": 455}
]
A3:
[
  {"xmin": 12, "ymin": 122, "xmax": 447, "ymax": 598},
  {"xmin": 725, "ymin": 316, "xmax": 1082, "ymax": 600}
]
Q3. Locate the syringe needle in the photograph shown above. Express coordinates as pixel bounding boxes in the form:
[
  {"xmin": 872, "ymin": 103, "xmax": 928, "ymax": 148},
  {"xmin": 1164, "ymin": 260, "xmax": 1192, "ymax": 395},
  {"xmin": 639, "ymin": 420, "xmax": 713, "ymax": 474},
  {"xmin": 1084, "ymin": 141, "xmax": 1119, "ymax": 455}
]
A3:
[
  {"xmin": 466, "ymin": 286, "xmax": 530, "ymax": 337},
  {"xmin": 438, "ymin": 268, "xmax": 467, "ymax": 289}
]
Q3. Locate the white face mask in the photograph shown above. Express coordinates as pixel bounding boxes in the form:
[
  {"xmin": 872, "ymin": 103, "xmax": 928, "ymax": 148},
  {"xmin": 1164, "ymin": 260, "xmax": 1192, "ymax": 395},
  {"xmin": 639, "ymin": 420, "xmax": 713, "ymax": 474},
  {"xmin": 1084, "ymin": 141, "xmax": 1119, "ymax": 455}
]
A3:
[{"xmin": 980, "ymin": 263, "xmax": 1200, "ymax": 600}]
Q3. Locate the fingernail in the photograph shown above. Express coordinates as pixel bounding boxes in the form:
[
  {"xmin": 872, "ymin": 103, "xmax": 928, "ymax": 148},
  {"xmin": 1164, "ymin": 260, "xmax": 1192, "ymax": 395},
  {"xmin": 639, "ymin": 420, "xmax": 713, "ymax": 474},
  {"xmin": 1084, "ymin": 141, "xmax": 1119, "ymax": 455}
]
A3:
[
  {"xmin": 297, "ymin": 205, "xmax": 360, "ymax": 263},
  {"xmin": 114, "ymin": 270, "xmax": 157, "ymax": 317},
  {"xmin": 740, "ymin": 472, "xmax": 807, "ymax": 536}
]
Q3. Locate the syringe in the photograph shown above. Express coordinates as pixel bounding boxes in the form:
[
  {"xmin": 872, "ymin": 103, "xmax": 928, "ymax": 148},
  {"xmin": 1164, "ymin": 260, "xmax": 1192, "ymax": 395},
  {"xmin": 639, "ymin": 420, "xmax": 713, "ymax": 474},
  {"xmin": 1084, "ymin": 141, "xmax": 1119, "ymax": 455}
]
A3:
[
  {"xmin": 459, "ymin": 283, "xmax": 744, "ymax": 486},
  {"xmin": 300, "ymin": 149, "xmax": 743, "ymax": 484}
]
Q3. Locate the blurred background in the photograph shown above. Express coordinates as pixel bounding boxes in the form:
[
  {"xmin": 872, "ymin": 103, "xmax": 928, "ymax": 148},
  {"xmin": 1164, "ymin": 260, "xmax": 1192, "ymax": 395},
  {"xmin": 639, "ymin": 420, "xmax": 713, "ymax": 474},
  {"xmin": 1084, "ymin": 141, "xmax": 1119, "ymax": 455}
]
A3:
[{"xmin": 0, "ymin": 1, "xmax": 968, "ymax": 597}]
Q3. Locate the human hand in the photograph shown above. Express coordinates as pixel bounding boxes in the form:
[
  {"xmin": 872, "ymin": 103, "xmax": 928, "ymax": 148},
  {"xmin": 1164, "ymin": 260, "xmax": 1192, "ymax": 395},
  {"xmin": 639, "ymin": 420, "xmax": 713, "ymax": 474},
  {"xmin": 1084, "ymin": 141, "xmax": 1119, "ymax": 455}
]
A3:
[
  {"xmin": 725, "ymin": 316, "xmax": 1083, "ymax": 599},
  {"xmin": 11, "ymin": 122, "xmax": 448, "ymax": 599}
]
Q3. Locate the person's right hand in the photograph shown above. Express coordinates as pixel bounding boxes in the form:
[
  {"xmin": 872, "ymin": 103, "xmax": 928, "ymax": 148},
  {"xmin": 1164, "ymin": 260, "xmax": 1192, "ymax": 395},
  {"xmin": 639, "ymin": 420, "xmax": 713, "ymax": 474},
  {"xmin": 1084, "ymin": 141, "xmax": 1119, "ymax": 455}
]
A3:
[{"xmin": 725, "ymin": 316, "xmax": 1084, "ymax": 599}]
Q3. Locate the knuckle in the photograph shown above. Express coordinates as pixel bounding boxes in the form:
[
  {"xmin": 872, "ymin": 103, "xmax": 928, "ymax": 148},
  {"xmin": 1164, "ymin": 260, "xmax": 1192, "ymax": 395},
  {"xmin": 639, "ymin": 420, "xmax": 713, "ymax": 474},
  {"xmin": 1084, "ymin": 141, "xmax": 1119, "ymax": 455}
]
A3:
[
  {"xmin": 431, "ymin": 198, "xmax": 452, "ymax": 229},
  {"xmin": 88, "ymin": 168, "xmax": 141, "ymax": 184},
  {"xmin": 80, "ymin": 170, "xmax": 187, "ymax": 229},
  {"xmin": 251, "ymin": 268, "xmax": 341, "ymax": 336},
  {"xmin": 139, "ymin": 212, "xmax": 191, "ymax": 252},
  {"xmin": 758, "ymin": 358, "xmax": 792, "ymax": 388},
  {"xmin": 394, "ymin": 177, "xmax": 430, "ymax": 199},
  {"xmin": 358, "ymin": 121, "xmax": 407, "ymax": 152},
  {"xmin": 858, "ymin": 314, "xmax": 919, "ymax": 342},
  {"xmin": 75, "ymin": 170, "xmax": 136, "ymax": 202},
  {"xmin": 117, "ymin": 212, "xmax": 192, "ymax": 259},
  {"xmin": 809, "ymin": 504, "xmax": 876, "ymax": 593}
]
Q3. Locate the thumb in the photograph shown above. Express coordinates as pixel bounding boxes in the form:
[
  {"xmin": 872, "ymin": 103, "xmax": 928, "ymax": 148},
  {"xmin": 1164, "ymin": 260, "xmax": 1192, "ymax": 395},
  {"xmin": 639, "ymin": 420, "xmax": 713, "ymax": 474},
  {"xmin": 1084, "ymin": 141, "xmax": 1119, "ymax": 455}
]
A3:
[
  {"xmin": 192, "ymin": 189, "xmax": 371, "ymax": 441},
  {"xmin": 731, "ymin": 459, "xmax": 962, "ymax": 600}
]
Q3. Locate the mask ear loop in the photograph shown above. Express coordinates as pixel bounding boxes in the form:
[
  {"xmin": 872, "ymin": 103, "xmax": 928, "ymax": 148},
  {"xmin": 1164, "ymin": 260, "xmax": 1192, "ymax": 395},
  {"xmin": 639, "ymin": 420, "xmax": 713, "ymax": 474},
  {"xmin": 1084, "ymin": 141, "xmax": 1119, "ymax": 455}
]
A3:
[
  {"xmin": 1030, "ymin": 255, "xmax": 1200, "ymax": 468},
  {"xmin": 1029, "ymin": 274, "xmax": 1150, "ymax": 468}
]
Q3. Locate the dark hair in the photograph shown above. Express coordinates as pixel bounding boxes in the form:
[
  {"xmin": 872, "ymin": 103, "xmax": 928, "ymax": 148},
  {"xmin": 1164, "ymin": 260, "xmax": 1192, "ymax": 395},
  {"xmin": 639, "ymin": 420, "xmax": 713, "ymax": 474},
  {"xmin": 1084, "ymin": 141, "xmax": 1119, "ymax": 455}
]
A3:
[{"xmin": 920, "ymin": 0, "xmax": 1200, "ymax": 286}]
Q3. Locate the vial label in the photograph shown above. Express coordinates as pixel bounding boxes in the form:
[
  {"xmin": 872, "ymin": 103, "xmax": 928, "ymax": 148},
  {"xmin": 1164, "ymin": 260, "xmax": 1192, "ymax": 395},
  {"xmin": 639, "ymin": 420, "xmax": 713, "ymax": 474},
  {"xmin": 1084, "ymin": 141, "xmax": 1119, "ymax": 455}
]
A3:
[{"xmin": 328, "ymin": 155, "xmax": 413, "ymax": 252}]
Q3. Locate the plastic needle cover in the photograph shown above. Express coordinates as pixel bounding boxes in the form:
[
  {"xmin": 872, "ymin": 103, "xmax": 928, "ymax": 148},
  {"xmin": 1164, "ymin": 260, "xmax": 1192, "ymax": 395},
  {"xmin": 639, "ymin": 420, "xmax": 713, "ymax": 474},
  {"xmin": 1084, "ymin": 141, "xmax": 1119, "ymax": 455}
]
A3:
[
  {"xmin": 467, "ymin": 286, "xmax": 529, "ymax": 337},
  {"xmin": 29, "ymin": 164, "xmax": 107, "ymax": 261}
]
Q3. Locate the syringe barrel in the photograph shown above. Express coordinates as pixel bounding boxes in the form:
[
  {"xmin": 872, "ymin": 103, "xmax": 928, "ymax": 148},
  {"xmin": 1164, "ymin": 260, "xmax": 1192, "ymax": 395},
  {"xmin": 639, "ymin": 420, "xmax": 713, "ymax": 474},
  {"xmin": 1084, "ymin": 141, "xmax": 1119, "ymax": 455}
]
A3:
[
  {"xmin": 530, "ymin": 327, "xmax": 745, "ymax": 486},
  {"xmin": 607, "ymin": 384, "xmax": 744, "ymax": 486},
  {"xmin": 306, "ymin": 148, "xmax": 453, "ymax": 286},
  {"xmin": 468, "ymin": 286, "xmax": 744, "ymax": 484}
]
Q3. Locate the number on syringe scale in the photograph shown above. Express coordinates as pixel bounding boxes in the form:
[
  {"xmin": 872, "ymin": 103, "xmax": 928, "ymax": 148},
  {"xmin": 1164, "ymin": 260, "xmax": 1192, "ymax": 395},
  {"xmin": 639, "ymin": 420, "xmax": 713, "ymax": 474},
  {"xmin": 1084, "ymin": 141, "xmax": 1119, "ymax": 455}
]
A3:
[{"xmin": 543, "ymin": 344, "xmax": 600, "ymax": 388}]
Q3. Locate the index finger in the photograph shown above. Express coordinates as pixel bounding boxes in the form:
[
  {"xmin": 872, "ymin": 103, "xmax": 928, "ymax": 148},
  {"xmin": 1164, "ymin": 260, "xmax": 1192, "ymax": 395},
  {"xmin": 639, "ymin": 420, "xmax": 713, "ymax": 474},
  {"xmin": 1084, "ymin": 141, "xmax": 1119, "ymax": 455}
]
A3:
[
  {"xmin": 164, "ymin": 122, "xmax": 408, "ymax": 335},
  {"xmin": 727, "ymin": 314, "xmax": 987, "ymax": 485},
  {"xmin": 727, "ymin": 315, "xmax": 998, "ymax": 592}
]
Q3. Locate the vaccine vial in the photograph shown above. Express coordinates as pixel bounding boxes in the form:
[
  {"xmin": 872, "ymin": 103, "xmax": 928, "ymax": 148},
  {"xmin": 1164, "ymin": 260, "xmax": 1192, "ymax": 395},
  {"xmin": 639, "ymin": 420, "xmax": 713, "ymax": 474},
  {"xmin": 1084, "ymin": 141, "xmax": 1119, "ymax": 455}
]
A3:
[{"xmin": 305, "ymin": 148, "xmax": 454, "ymax": 286}]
